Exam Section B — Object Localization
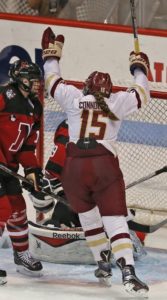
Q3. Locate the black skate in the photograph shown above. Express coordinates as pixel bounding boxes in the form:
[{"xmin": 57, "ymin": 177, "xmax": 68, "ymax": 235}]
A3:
[
  {"xmin": 0, "ymin": 269, "xmax": 7, "ymax": 285},
  {"xmin": 14, "ymin": 250, "xmax": 43, "ymax": 277},
  {"xmin": 95, "ymin": 250, "xmax": 112, "ymax": 286},
  {"xmin": 117, "ymin": 258, "xmax": 149, "ymax": 297}
]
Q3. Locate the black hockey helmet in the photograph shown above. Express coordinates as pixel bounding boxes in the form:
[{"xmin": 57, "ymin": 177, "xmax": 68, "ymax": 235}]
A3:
[
  {"xmin": 83, "ymin": 71, "xmax": 112, "ymax": 98},
  {"xmin": 9, "ymin": 60, "xmax": 42, "ymax": 93}
]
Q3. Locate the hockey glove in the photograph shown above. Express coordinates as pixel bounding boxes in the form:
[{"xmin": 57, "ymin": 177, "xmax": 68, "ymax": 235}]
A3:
[
  {"xmin": 44, "ymin": 201, "xmax": 81, "ymax": 228},
  {"xmin": 24, "ymin": 167, "xmax": 43, "ymax": 192},
  {"xmin": 29, "ymin": 190, "xmax": 55, "ymax": 213},
  {"xmin": 45, "ymin": 177, "xmax": 65, "ymax": 198},
  {"xmin": 41, "ymin": 27, "xmax": 65, "ymax": 61},
  {"xmin": 129, "ymin": 51, "xmax": 150, "ymax": 76}
]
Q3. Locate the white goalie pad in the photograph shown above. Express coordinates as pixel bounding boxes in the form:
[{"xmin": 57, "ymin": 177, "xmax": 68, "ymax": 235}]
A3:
[{"xmin": 28, "ymin": 221, "xmax": 95, "ymax": 264}]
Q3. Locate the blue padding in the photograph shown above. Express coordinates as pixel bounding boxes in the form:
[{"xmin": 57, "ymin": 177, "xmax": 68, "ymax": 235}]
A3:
[
  {"xmin": 45, "ymin": 111, "xmax": 167, "ymax": 148},
  {"xmin": 118, "ymin": 120, "xmax": 167, "ymax": 147}
]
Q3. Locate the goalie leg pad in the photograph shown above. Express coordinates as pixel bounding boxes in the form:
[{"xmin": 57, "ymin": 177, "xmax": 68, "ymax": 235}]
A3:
[{"xmin": 28, "ymin": 221, "xmax": 95, "ymax": 265}]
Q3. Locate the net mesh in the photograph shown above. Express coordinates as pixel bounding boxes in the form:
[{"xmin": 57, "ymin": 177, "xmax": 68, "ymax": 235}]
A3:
[
  {"xmin": 76, "ymin": 0, "xmax": 114, "ymax": 23},
  {"xmin": 43, "ymin": 83, "xmax": 167, "ymax": 225}
]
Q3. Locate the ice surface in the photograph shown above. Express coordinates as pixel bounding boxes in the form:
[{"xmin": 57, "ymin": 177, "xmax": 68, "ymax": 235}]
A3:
[{"xmin": 0, "ymin": 246, "xmax": 167, "ymax": 300}]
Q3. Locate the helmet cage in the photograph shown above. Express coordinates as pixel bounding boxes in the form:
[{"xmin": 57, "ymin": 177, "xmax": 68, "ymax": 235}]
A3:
[{"xmin": 9, "ymin": 60, "xmax": 42, "ymax": 92}]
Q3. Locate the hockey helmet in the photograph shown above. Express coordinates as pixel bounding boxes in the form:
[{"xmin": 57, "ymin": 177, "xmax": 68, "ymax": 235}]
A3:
[
  {"xmin": 83, "ymin": 71, "xmax": 112, "ymax": 98},
  {"xmin": 9, "ymin": 60, "xmax": 42, "ymax": 93}
]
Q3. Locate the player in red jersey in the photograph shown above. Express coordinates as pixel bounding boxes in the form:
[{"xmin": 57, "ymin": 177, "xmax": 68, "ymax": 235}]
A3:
[
  {"xmin": 30, "ymin": 118, "xmax": 81, "ymax": 228},
  {"xmin": 40, "ymin": 27, "xmax": 150, "ymax": 296},
  {"xmin": 0, "ymin": 60, "xmax": 48, "ymax": 284},
  {"xmin": 44, "ymin": 119, "xmax": 81, "ymax": 227}
]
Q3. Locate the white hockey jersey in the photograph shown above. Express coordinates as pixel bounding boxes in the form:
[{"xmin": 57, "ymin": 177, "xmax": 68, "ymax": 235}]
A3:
[{"xmin": 44, "ymin": 59, "xmax": 150, "ymax": 155}]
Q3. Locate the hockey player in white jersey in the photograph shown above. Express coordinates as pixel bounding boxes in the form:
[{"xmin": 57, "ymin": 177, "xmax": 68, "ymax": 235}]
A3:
[{"xmin": 41, "ymin": 27, "xmax": 150, "ymax": 297}]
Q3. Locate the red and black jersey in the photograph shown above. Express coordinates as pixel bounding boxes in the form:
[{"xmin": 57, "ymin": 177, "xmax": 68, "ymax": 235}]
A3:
[
  {"xmin": 45, "ymin": 119, "xmax": 69, "ymax": 179},
  {"xmin": 0, "ymin": 83, "xmax": 42, "ymax": 170}
]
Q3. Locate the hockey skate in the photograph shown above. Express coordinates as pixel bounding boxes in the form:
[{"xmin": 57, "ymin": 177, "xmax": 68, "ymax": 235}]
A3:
[
  {"xmin": 94, "ymin": 250, "xmax": 112, "ymax": 287},
  {"xmin": 117, "ymin": 258, "xmax": 149, "ymax": 297},
  {"xmin": 14, "ymin": 250, "xmax": 43, "ymax": 277},
  {"xmin": 0, "ymin": 269, "xmax": 7, "ymax": 285}
]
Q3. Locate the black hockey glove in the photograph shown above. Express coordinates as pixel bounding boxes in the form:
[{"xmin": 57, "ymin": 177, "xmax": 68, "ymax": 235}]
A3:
[
  {"xmin": 44, "ymin": 201, "xmax": 81, "ymax": 228},
  {"xmin": 28, "ymin": 176, "xmax": 55, "ymax": 213},
  {"xmin": 47, "ymin": 177, "xmax": 65, "ymax": 197},
  {"xmin": 23, "ymin": 167, "xmax": 43, "ymax": 192},
  {"xmin": 29, "ymin": 189, "xmax": 55, "ymax": 213}
]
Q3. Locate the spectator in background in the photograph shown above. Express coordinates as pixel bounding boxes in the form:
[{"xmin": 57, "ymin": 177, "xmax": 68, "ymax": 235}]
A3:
[
  {"xmin": 0, "ymin": 0, "xmax": 37, "ymax": 15},
  {"xmin": 28, "ymin": 0, "xmax": 84, "ymax": 19}
]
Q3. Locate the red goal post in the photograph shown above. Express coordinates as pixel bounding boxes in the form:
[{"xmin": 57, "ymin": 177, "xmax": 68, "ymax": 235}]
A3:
[{"xmin": 39, "ymin": 82, "xmax": 167, "ymax": 226}]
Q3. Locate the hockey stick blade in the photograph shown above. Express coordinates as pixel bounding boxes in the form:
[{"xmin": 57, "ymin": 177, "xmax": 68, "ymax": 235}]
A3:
[
  {"xmin": 128, "ymin": 218, "xmax": 167, "ymax": 233},
  {"xmin": 0, "ymin": 164, "xmax": 69, "ymax": 206},
  {"xmin": 126, "ymin": 165, "xmax": 167, "ymax": 189}
]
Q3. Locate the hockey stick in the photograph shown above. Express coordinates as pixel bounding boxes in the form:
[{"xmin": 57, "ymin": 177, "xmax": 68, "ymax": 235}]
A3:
[
  {"xmin": 126, "ymin": 165, "xmax": 167, "ymax": 189},
  {"xmin": 29, "ymin": 220, "xmax": 84, "ymax": 234},
  {"xmin": 130, "ymin": 0, "xmax": 140, "ymax": 53},
  {"xmin": 1, "ymin": 164, "xmax": 166, "ymax": 233},
  {"xmin": 0, "ymin": 164, "xmax": 69, "ymax": 206},
  {"xmin": 128, "ymin": 218, "xmax": 167, "ymax": 233},
  {"xmin": 31, "ymin": 215, "xmax": 167, "ymax": 234}
]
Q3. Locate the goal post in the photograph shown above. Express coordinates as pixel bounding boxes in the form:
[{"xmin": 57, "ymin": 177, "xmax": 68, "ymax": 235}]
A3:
[{"xmin": 40, "ymin": 82, "xmax": 167, "ymax": 226}]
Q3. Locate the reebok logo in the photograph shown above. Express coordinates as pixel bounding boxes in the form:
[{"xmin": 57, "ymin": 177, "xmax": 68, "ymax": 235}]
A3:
[{"xmin": 53, "ymin": 232, "xmax": 80, "ymax": 239}]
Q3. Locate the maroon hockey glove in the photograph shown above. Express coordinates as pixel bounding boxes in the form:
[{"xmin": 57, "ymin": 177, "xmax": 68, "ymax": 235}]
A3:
[
  {"xmin": 129, "ymin": 51, "xmax": 150, "ymax": 76},
  {"xmin": 41, "ymin": 27, "xmax": 64, "ymax": 61}
]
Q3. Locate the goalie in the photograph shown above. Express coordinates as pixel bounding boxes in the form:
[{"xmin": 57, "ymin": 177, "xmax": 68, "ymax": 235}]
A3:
[{"xmin": 29, "ymin": 118, "xmax": 81, "ymax": 229}]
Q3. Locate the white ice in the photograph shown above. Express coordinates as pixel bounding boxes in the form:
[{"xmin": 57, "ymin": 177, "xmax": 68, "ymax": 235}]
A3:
[{"xmin": 1, "ymin": 227, "xmax": 167, "ymax": 300}]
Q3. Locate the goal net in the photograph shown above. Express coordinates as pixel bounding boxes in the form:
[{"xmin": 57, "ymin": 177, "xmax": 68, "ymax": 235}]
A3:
[
  {"xmin": 76, "ymin": 0, "xmax": 116, "ymax": 23},
  {"xmin": 42, "ymin": 82, "xmax": 167, "ymax": 226}
]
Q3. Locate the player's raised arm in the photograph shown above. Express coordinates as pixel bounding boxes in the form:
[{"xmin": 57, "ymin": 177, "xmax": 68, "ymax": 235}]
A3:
[
  {"xmin": 41, "ymin": 27, "xmax": 64, "ymax": 96},
  {"xmin": 41, "ymin": 27, "xmax": 81, "ymax": 111},
  {"xmin": 128, "ymin": 50, "xmax": 150, "ymax": 106}
]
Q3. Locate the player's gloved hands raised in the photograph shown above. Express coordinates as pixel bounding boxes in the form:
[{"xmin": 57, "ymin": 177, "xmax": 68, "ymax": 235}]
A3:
[
  {"xmin": 129, "ymin": 51, "xmax": 150, "ymax": 76},
  {"xmin": 41, "ymin": 27, "xmax": 65, "ymax": 61}
]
